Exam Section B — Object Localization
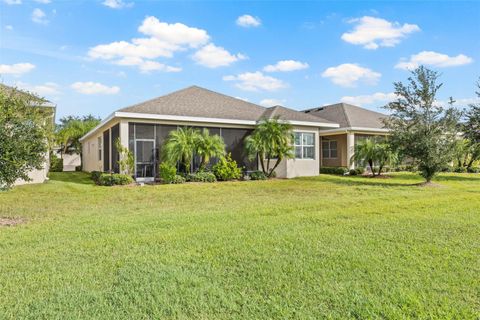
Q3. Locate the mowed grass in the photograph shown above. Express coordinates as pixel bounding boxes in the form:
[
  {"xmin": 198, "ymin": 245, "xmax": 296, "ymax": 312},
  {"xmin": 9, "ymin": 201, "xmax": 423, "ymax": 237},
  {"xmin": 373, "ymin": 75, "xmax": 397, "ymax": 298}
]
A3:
[{"xmin": 0, "ymin": 172, "xmax": 479, "ymax": 319}]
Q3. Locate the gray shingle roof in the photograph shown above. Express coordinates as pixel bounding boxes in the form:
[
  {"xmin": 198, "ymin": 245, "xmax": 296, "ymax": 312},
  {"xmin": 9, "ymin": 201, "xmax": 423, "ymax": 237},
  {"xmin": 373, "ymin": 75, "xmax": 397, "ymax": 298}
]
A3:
[
  {"xmin": 303, "ymin": 103, "xmax": 387, "ymax": 129},
  {"xmin": 119, "ymin": 86, "xmax": 333, "ymax": 124}
]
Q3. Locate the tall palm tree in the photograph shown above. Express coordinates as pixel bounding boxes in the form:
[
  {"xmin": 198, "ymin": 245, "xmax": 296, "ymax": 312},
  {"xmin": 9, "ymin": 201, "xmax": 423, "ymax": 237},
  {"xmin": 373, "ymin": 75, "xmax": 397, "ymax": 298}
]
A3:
[
  {"xmin": 195, "ymin": 128, "xmax": 225, "ymax": 170},
  {"xmin": 162, "ymin": 127, "xmax": 199, "ymax": 173},
  {"xmin": 245, "ymin": 117, "xmax": 294, "ymax": 177}
]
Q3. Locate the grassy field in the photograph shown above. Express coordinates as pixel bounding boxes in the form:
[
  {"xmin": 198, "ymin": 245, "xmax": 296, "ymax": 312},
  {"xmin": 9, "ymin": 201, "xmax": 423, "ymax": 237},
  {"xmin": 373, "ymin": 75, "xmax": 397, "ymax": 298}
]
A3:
[{"xmin": 0, "ymin": 172, "xmax": 479, "ymax": 319}]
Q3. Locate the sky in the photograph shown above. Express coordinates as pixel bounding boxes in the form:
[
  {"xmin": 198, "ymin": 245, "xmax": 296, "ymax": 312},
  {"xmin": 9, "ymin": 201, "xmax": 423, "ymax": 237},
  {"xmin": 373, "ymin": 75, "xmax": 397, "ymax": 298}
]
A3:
[{"xmin": 1, "ymin": 0, "xmax": 479, "ymax": 120}]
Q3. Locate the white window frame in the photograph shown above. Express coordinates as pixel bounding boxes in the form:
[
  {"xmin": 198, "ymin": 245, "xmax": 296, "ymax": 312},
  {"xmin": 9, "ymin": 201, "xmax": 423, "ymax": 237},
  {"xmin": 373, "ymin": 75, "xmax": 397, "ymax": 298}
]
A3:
[
  {"xmin": 294, "ymin": 132, "xmax": 315, "ymax": 160},
  {"xmin": 322, "ymin": 140, "xmax": 337, "ymax": 159},
  {"xmin": 98, "ymin": 137, "xmax": 102, "ymax": 161}
]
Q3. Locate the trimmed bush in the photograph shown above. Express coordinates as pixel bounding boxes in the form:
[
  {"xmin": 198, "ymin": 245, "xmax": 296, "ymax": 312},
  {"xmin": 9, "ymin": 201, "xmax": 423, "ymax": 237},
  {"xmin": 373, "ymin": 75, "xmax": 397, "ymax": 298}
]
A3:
[
  {"xmin": 212, "ymin": 153, "xmax": 242, "ymax": 181},
  {"xmin": 249, "ymin": 170, "xmax": 267, "ymax": 180},
  {"xmin": 159, "ymin": 162, "xmax": 177, "ymax": 184},
  {"xmin": 187, "ymin": 171, "xmax": 216, "ymax": 183},
  {"xmin": 172, "ymin": 175, "xmax": 186, "ymax": 184},
  {"xmin": 454, "ymin": 166, "xmax": 467, "ymax": 173},
  {"xmin": 91, "ymin": 171, "xmax": 102, "ymax": 183},
  {"xmin": 97, "ymin": 173, "xmax": 134, "ymax": 186},
  {"xmin": 320, "ymin": 167, "xmax": 348, "ymax": 175},
  {"xmin": 467, "ymin": 167, "xmax": 480, "ymax": 173},
  {"xmin": 49, "ymin": 154, "xmax": 63, "ymax": 172},
  {"xmin": 349, "ymin": 167, "xmax": 364, "ymax": 176}
]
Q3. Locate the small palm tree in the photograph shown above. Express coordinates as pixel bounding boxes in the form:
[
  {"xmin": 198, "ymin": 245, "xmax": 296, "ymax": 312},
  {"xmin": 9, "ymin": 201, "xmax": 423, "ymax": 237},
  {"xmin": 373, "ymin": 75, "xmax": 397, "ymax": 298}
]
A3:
[
  {"xmin": 245, "ymin": 117, "xmax": 294, "ymax": 177},
  {"xmin": 351, "ymin": 138, "xmax": 398, "ymax": 176},
  {"xmin": 162, "ymin": 127, "xmax": 199, "ymax": 173},
  {"xmin": 195, "ymin": 128, "xmax": 225, "ymax": 170}
]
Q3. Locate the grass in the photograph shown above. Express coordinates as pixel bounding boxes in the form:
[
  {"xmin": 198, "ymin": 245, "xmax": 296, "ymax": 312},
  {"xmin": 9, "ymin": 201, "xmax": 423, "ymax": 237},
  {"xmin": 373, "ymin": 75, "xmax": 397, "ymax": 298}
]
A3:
[{"xmin": 0, "ymin": 172, "xmax": 479, "ymax": 319}]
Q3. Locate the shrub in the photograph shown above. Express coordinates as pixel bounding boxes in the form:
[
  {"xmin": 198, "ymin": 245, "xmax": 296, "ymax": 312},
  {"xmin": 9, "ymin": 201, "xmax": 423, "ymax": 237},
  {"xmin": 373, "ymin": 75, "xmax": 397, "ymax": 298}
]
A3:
[
  {"xmin": 159, "ymin": 162, "xmax": 177, "ymax": 184},
  {"xmin": 172, "ymin": 175, "xmax": 186, "ymax": 184},
  {"xmin": 467, "ymin": 167, "xmax": 480, "ymax": 173},
  {"xmin": 249, "ymin": 170, "xmax": 267, "ymax": 180},
  {"xmin": 186, "ymin": 171, "xmax": 216, "ymax": 183},
  {"xmin": 49, "ymin": 154, "xmax": 63, "ymax": 172},
  {"xmin": 320, "ymin": 167, "xmax": 348, "ymax": 175},
  {"xmin": 349, "ymin": 167, "xmax": 364, "ymax": 176},
  {"xmin": 91, "ymin": 171, "xmax": 102, "ymax": 183},
  {"xmin": 454, "ymin": 166, "xmax": 467, "ymax": 173},
  {"xmin": 97, "ymin": 173, "xmax": 134, "ymax": 186},
  {"xmin": 212, "ymin": 153, "xmax": 242, "ymax": 181}
]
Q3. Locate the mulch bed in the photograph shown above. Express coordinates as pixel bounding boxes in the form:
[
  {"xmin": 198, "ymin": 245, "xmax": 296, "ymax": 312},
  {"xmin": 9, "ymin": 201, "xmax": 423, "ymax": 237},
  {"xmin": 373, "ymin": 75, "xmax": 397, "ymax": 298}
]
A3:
[{"xmin": 0, "ymin": 217, "xmax": 25, "ymax": 227}]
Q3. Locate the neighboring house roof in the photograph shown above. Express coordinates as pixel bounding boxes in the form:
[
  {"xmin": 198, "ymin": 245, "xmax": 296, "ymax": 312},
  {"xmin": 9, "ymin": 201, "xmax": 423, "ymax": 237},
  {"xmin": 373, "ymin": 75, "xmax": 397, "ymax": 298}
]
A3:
[
  {"xmin": 0, "ymin": 83, "xmax": 56, "ymax": 108},
  {"xmin": 81, "ymin": 86, "xmax": 339, "ymax": 142},
  {"xmin": 303, "ymin": 103, "xmax": 387, "ymax": 131}
]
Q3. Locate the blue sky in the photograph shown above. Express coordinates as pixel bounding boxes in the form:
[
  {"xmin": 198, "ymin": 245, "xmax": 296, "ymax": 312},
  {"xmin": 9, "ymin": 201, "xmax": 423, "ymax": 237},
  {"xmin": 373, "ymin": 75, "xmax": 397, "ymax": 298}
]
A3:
[{"xmin": 1, "ymin": 0, "xmax": 479, "ymax": 120}]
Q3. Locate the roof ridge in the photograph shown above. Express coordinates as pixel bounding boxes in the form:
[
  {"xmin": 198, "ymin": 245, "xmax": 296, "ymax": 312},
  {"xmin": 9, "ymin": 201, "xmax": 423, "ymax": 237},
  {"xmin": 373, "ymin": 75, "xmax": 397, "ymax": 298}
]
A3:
[{"xmin": 340, "ymin": 103, "xmax": 352, "ymax": 127}]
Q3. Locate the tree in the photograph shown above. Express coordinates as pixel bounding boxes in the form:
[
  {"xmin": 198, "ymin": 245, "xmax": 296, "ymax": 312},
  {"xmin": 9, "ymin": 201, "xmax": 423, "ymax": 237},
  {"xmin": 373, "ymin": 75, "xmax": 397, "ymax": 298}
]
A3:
[
  {"xmin": 162, "ymin": 127, "xmax": 199, "ymax": 173},
  {"xmin": 0, "ymin": 87, "xmax": 52, "ymax": 190},
  {"xmin": 351, "ymin": 138, "xmax": 397, "ymax": 176},
  {"xmin": 245, "ymin": 117, "xmax": 294, "ymax": 178},
  {"xmin": 114, "ymin": 138, "xmax": 134, "ymax": 175},
  {"xmin": 195, "ymin": 128, "xmax": 225, "ymax": 170},
  {"xmin": 384, "ymin": 66, "xmax": 461, "ymax": 183},
  {"xmin": 55, "ymin": 115, "xmax": 100, "ymax": 163},
  {"xmin": 461, "ymin": 78, "xmax": 480, "ymax": 169}
]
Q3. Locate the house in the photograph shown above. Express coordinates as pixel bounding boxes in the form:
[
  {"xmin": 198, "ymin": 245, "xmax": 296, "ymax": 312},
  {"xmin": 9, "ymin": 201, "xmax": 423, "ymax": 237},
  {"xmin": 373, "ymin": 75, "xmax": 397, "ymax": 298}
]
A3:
[
  {"xmin": 80, "ymin": 86, "xmax": 388, "ymax": 180},
  {"xmin": 304, "ymin": 103, "xmax": 389, "ymax": 169},
  {"xmin": 0, "ymin": 84, "xmax": 57, "ymax": 186}
]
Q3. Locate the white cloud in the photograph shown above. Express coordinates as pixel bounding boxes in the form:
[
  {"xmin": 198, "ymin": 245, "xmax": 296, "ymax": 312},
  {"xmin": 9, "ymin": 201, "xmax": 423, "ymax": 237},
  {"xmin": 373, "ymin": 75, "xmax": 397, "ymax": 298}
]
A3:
[
  {"xmin": 3, "ymin": 0, "xmax": 21, "ymax": 4},
  {"xmin": 263, "ymin": 60, "xmax": 309, "ymax": 72},
  {"xmin": 321, "ymin": 63, "xmax": 381, "ymax": 87},
  {"xmin": 236, "ymin": 15, "xmax": 261, "ymax": 27},
  {"xmin": 259, "ymin": 98, "xmax": 286, "ymax": 107},
  {"xmin": 0, "ymin": 63, "xmax": 35, "ymax": 76},
  {"xmin": 102, "ymin": 0, "xmax": 133, "ymax": 9},
  {"xmin": 17, "ymin": 81, "xmax": 60, "ymax": 96},
  {"xmin": 395, "ymin": 51, "xmax": 473, "ymax": 70},
  {"xmin": 5, "ymin": 25, "xmax": 13, "ymax": 31},
  {"xmin": 32, "ymin": 8, "xmax": 48, "ymax": 24},
  {"xmin": 115, "ymin": 57, "xmax": 181, "ymax": 73},
  {"xmin": 340, "ymin": 92, "xmax": 398, "ymax": 106},
  {"xmin": 223, "ymin": 71, "xmax": 287, "ymax": 91},
  {"xmin": 341, "ymin": 16, "xmax": 420, "ymax": 49},
  {"xmin": 88, "ymin": 16, "xmax": 212, "ymax": 72},
  {"xmin": 71, "ymin": 82, "xmax": 120, "ymax": 95},
  {"xmin": 192, "ymin": 43, "xmax": 246, "ymax": 68},
  {"xmin": 34, "ymin": 0, "xmax": 51, "ymax": 3}
]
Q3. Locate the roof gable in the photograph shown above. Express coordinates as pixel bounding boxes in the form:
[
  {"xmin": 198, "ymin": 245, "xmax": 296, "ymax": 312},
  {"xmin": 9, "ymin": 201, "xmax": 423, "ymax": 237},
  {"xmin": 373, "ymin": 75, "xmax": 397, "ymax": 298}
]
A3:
[{"xmin": 304, "ymin": 103, "xmax": 387, "ymax": 129}]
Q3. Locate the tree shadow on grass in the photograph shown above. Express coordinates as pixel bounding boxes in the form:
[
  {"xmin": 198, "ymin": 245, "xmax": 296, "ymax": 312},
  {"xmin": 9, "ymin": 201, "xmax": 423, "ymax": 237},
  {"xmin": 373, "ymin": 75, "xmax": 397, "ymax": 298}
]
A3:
[
  {"xmin": 48, "ymin": 172, "xmax": 94, "ymax": 185},
  {"xmin": 433, "ymin": 174, "xmax": 480, "ymax": 182}
]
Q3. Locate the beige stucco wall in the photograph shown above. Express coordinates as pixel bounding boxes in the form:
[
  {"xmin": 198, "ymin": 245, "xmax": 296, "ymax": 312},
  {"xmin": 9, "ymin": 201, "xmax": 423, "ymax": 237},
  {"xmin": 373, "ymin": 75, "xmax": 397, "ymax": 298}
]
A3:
[
  {"xmin": 82, "ymin": 132, "xmax": 103, "ymax": 172},
  {"xmin": 14, "ymin": 152, "xmax": 49, "ymax": 186},
  {"xmin": 264, "ymin": 126, "xmax": 320, "ymax": 178},
  {"xmin": 320, "ymin": 134, "xmax": 347, "ymax": 167}
]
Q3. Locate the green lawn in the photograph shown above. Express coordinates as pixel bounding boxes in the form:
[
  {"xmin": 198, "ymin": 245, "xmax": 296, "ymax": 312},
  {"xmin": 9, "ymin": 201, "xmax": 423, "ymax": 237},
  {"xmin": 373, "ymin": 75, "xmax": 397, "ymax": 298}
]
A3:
[{"xmin": 0, "ymin": 172, "xmax": 479, "ymax": 319}]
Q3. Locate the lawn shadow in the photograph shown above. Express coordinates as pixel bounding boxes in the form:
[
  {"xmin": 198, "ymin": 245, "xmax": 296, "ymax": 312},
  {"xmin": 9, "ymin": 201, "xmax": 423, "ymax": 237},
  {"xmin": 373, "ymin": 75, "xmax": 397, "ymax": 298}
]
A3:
[
  {"xmin": 48, "ymin": 172, "xmax": 94, "ymax": 185},
  {"xmin": 434, "ymin": 174, "xmax": 480, "ymax": 182}
]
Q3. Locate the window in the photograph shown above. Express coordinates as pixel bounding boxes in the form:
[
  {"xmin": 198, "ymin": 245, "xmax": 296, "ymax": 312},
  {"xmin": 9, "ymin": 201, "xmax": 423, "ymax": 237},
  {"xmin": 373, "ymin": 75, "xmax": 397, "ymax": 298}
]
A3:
[
  {"xmin": 322, "ymin": 140, "xmax": 337, "ymax": 159},
  {"xmin": 294, "ymin": 132, "xmax": 315, "ymax": 159},
  {"xmin": 98, "ymin": 137, "xmax": 102, "ymax": 161}
]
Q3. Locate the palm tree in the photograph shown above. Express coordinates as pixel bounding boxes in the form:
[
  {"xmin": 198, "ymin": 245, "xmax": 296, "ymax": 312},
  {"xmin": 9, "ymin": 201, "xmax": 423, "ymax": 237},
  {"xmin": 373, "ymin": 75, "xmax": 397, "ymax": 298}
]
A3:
[
  {"xmin": 245, "ymin": 117, "xmax": 294, "ymax": 177},
  {"xmin": 351, "ymin": 138, "xmax": 398, "ymax": 176},
  {"xmin": 162, "ymin": 127, "xmax": 199, "ymax": 173},
  {"xmin": 195, "ymin": 128, "xmax": 225, "ymax": 170}
]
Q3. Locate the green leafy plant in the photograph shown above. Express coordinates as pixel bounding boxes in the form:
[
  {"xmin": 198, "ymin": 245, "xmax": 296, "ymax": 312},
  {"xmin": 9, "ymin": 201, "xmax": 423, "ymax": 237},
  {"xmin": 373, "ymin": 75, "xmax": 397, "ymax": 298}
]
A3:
[
  {"xmin": 0, "ymin": 86, "xmax": 52, "ymax": 190},
  {"xmin": 49, "ymin": 153, "xmax": 63, "ymax": 172},
  {"xmin": 212, "ymin": 153, "xmax": 242, "ymax": 181},
  {"xmin": 162, "ymin": 127, "xmax": 199, "ymax": 174},
  {"xmin": 91, "ymin": 171, "xmax": 102, "ymax": 184},
  {"xmin": 349, "ymin": 168, "xmax": 364, "ymax": 176},
  {"xmin": 114, "ymin": 138, "xmax": 134, "ymax": 175},
  {"xmin": 195, "ymin": 128, "xmax": 225, "ymax": 170},
  {"xmin": 245, "ymin": 117, "xmax": 294, "ymax": 178},
  {"xmin": 384, "ymin": 66, "xmax": 461, "ymax": 183},
  {"xmin": 320, "ymin": 167, "xmax": 348, "ymax": 175},
  {"xmin": 159, "ymin": 162, "xmax": 177, "ymax": 184},
  {"xmin": 186, "ymin": 171, "xmax": 217, "ymax": 183},
  {"xmin": 249, "ymin": 170, "xmax": 267, "ymax": 180},
  {"xmin": 97, "ymin": 173, "xmax": 134, "ymax": 186},
  {"xmin": 351, "ymin": 138, "xmax": 398, "ymax": 177},
  {"xmin": 172, "ymin": 175, "xmax": 186, "ymax": 184}
]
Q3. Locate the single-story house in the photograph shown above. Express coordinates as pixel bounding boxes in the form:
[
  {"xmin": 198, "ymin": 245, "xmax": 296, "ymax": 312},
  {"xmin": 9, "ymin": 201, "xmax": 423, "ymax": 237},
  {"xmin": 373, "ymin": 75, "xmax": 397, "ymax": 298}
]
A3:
[
  {"xmin": 80, "ymin": 86, "xmax": 388, "ymax": 180},
  {"xmin": 0, "ymin": 84, "xmax": 57, "ymax": 186},
  {"xmin": 303, "ymin": 103, "xmax": 388, "ymax": 169}
]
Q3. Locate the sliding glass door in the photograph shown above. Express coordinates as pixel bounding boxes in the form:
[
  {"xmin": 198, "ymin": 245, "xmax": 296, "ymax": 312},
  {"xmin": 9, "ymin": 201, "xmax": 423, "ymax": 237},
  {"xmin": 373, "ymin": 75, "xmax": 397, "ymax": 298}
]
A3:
[{"xmin": 135, "ymin": 139, "xmax": 155, "ymax": 182}]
